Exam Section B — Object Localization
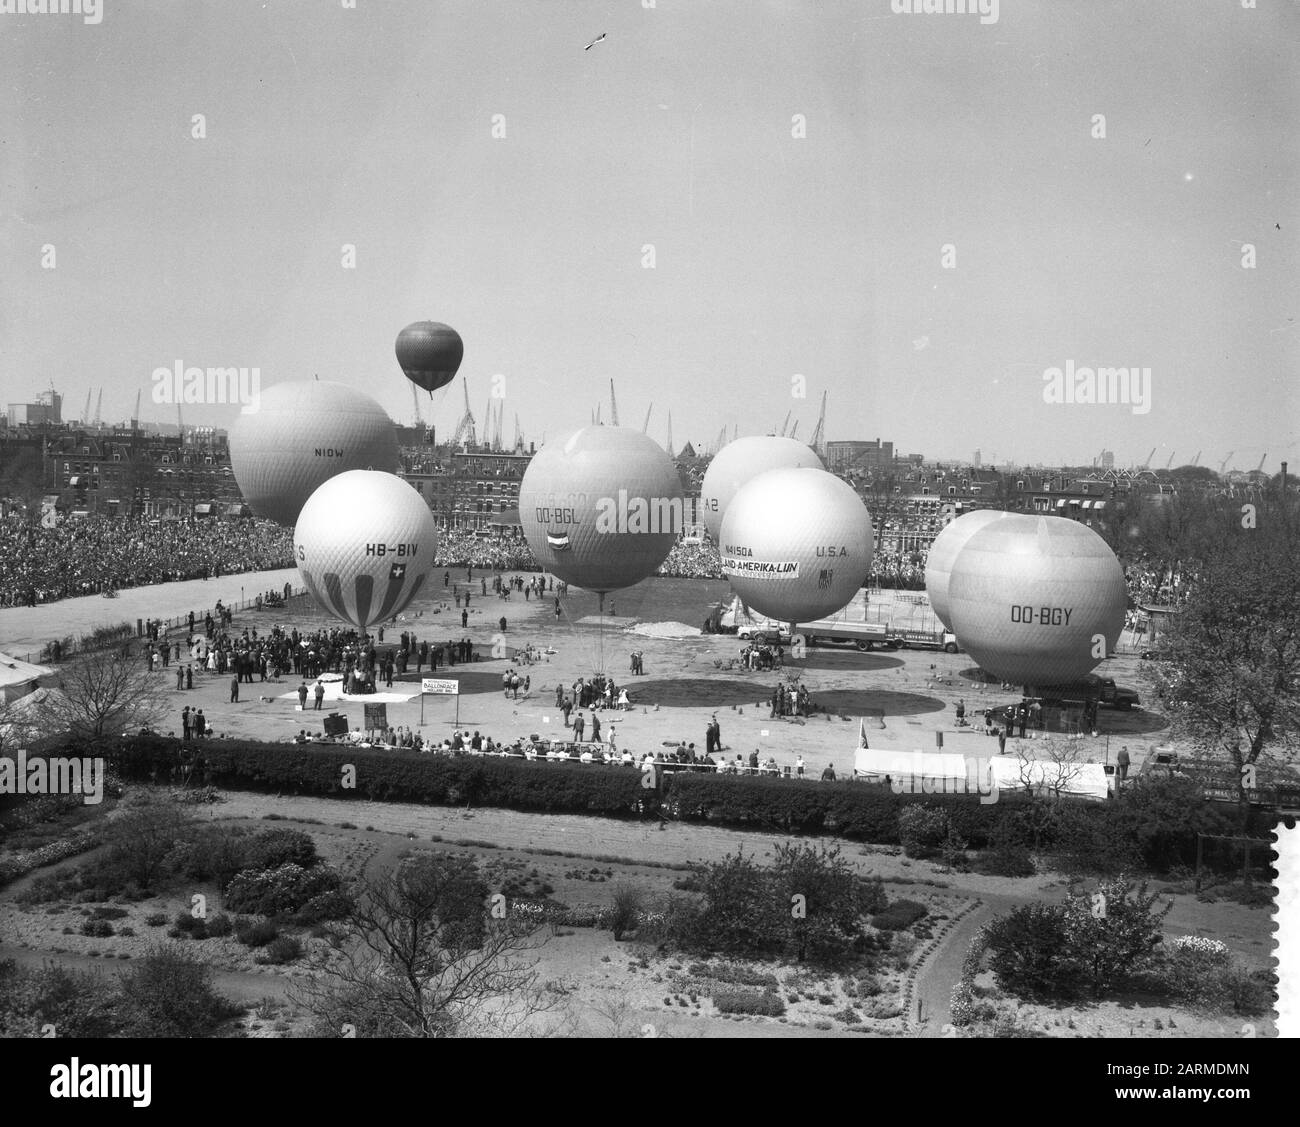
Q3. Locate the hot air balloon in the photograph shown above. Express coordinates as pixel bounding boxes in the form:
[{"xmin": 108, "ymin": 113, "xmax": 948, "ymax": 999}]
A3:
[
  {"xmin": 294, "ymin": 471, "xmax": 438, "ymax": 632},
  {"xmin": 229, "ymin": 381, "xmax": 400, "ymax": 526},
  {"xmin": 396, "ymin": 321, "xmax": 463, "ymax": 395},
  {"xmin": 699, "ymin": 436, "xmax": 824, "ymax": 542},
  {"xmin": 924, "ymin": 509, "xmax": 1012, "ymax": 630},
  {"xmin": 945, "ymin": 514, "xmax": 1126, "ymax": 687},
  {"xmin": 719, "ymin": 467, "xmax": 873, "ymax": 625},
  {"xmin": 519, "ymin": 426, "xmax": 684, "ymax": 595}
]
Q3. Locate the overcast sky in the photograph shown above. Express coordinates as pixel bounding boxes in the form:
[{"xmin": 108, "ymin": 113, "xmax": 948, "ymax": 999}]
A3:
[{"xmin": 2, "ymin": 0, "xmax": 1296, "ymax": 469}]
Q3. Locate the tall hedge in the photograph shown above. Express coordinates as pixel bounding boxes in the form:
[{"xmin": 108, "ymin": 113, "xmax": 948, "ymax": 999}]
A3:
[{"xmin": 100, "ymin": 734, "xmax": 1247, "ymax": 870}]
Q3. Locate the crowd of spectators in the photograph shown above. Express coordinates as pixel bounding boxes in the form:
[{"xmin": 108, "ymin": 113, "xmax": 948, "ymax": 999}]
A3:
[
  {"xmin": 1123, "ymin": 561, "xmax": 1194, "ymax": 608},
  {"xmin": 0, "ymin": 514, "xmax": 295, "ymax": 606},
  {"xmin": 1, "ymin": 507, "xmax": 1188, "ymax": 613}
]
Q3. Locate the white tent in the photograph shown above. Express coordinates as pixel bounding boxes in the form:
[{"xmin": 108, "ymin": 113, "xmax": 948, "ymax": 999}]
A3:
[
  {"xmin": 854, "ymin": 748, "xmax": 978, "ymax": 795},
  {"xmin": 988, "ymin": 755, "xmax": 1110, "ymax": 801},
  {"xmin": 854, "ymin": 746, "xmax": 1111, "ymax": 801},
  {"xmin": 0, "ymin": 651, "xmax": 55, "ymax": 706}
]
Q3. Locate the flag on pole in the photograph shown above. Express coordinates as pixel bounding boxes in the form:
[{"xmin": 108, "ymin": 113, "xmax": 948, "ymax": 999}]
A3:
[{"xmin": 859, "ymin": 719, "xmax": 869, "ymax": 749}]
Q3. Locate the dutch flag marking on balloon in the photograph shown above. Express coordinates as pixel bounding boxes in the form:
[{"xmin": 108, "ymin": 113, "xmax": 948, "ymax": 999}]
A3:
[{"xmin": 547, "ymin": 531, "xmax": 571, "ymax": 551}]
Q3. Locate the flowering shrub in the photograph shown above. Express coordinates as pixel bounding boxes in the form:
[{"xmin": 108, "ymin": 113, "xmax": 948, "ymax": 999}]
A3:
[
  {"xmin": 949, "ymin": 982, "xmax": 976, "ymax": 1027},
  {"xmin": 223, "ymin": 863, "xmax": 347, "ymax": 921},
  {"xmin": 962, "ymin": 931, "xmax": 988, "ymax": 982},
  {"xmin": 0, "ymin": 833, "xmax": 98, "ymax": 888},
  {"xmin": 1167, "ymin": 935, "xmax": 1229, "ymax": 962}
]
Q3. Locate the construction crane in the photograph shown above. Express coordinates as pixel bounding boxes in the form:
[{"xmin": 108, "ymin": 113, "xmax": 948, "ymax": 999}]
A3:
[
  {"xmin": 713, "ymin": 425, "xmax": 727, "ymax": 456},
  {"xmin": 809, "ymin": 390, "xmax": 828, "ymax": 457},
  {"xmin": 609, "ymin": 380, "xmax": 619, "ymax": 427},
  {"xmin": 1164, "ymin": 450, "xmax": 1175, "ymax": 470},
  {"xmin": 642, "ymin": 403, "xmax": 653, "ymax": 434},
  {"xmin": 778, "ymin": 411, "xmax": 791, "ymax": 437},
  {"xmin": 93, "ymin": 388, "xmax": 102, "ymax": 427},
  {"xmin": 81, "ymin": 388, "xmax": 92, "ymax": 426},
  {"xmin": 1141, "ymin": 446, "xmax": 1156, "ymax": 469},
  {"xmin": 514, "ymin": 413, "xmax": 522, "ymax": 452},
  {"xmin": 788, "ymin": 419, "xmax": 799, "ymax": 441},
  {"xmin": 1218, "ymin": 450, "xmax": 1235, "ymax": 474},
  {"xmin": 666, "ymin": 412, "xmax": 673, "ymax": 458},
  {"xmin": 1191, "ymin": 451, "xmax": 1201, "ymax": 467},
  {"xmin": 1256, "ymin": 452, "xmax": 1267, "ymax": 474},
  {"xmin": 450, "ymin": 377, "xmax": 476, "ymax": 448}
]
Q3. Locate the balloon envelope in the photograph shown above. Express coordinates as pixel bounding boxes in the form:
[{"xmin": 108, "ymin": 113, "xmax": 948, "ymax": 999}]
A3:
[
  {"xmin": 924, "ymin": 509, "xmax": 1013, "ymax": 630},
  {"xmin": 519, "ymin": 426, "xmax": 684, "ymax": 594},
  {"xmin": 720, "ymin": 467, "xmax": 873, "ymax": 624},
  {"xmin": 294, "ymin": 471, "xmax": 438, "ymax": 631},
  {"xmin": 946, "ymin": 515, "xmax": 1127, "ymax": 686},
  {"xmin": 229, "ymin": 381, "xmax": 400, "ymax": 526},
  {"xmin": 396, "ymin": 321, "xmax": 463, "ymax": 394},
  {"xmin": 700, "ymin": 436, "xmax": 824, "ymax": 542}
]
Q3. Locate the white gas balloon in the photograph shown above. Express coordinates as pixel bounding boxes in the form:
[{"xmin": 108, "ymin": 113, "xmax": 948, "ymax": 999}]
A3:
[
  {"xmin": 229, "ymin": 381, "xmax": 400, "ymax": 526},
  {"xmin": 946, "ymin": 514, "xmax": 1126, "ymax": 686},
  {"xmin": 700, "ymin": 436, "xmax": 824, "ymax": 542},
  {"xmin": 519, "ymin": 426, "xmax": 684, "ymax": 595},
  {"xmin": 720, "ymin": 467, "xmax": 873, "ymax": 624},
  {"xmin": 924, "ymin": 509, "xmax": 1012, "ymax": 630},
  {"xmin": 294, "ymin": 471, "xmax": 438, "ymax": 631}
]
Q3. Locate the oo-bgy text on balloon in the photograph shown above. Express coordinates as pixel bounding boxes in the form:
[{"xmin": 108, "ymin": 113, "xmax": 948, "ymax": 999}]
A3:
[{"xmin": 1009, "ymin": 605, "xmax": 1074, "ymax": 626}]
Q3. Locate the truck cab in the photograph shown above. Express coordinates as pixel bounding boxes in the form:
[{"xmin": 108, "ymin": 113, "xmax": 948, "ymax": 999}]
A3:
[{"xmin": 1038, "ymin": 674, "xmax": 1140, "ymax": 710}]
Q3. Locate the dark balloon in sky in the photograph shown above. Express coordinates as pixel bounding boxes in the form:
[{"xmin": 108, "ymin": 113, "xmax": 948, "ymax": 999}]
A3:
[{"xmin": 396, "ymin": 321, "xmax": 463, "ymax": 394}]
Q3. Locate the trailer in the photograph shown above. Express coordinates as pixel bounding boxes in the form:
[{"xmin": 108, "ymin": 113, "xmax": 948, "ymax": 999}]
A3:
[
  {"xmin": 798, "ymin": 617, "xmax": 896, "ymax": 651},
  {"xmin": 890, "ymin": 627, "xmax": 960, "ymax": 653}
]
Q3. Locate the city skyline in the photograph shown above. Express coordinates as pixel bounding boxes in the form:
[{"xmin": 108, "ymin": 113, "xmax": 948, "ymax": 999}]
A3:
[{"xmin": 2, "ymin": 1, "xmax": 1296, "ymax": 467}]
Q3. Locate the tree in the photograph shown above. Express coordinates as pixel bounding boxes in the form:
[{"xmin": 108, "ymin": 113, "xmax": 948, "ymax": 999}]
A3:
[
  {"xmin": 983, "ymin": 902, "xmax": 1078, "ymax": 999},
  {"xmin": 1061, "ymin": 875, "xmax": 1172, "ymax": 996},
  {"xmin": 105, "ymin": 799, "xmax": 194, "ymax": 890},
  {"xmin": 291, "ymin": 852, "xmax": 551, "ymax": 1037},
  {"xmin": 1158, "ymin": 501, "xmax": 1300, "ymax": 825},
  {"xmin": 115, "ymin": 943, "xmax": 238, "ymax": 1037},
  {"xmin": 42, "ymin": 648, "xmax": 169, "ymax": 751},
  {"xmin": 1013, "ymin": 737, "xmax": 1089, "ymax": 801}
]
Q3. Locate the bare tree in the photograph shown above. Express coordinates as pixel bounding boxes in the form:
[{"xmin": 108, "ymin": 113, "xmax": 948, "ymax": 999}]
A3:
[
  {"xmin": 41, "ymin": 648, "xmax": 169, "ymax": 750},
  {"xmin": 291, "ymin": 852, "xmax": 553, "ymax": 1038},
  {"xmin": 1014, "ymin": 737, "xmax": 1090, "ymax": 800}
]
